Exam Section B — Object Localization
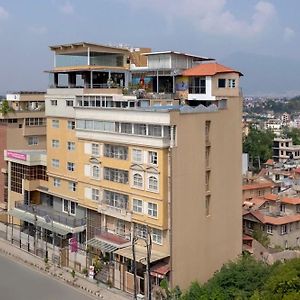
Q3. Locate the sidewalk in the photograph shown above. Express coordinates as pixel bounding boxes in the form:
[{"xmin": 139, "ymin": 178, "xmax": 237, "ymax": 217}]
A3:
[{"xmin": 0, "ymin": 235, "xmax": 131, "ymax": 300}]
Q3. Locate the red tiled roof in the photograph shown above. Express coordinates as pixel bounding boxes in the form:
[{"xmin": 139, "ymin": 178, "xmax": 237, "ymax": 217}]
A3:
[
  {"xmin": 243, "ymin": 182, "xmax": 274, "ymax": 191},
  {"xmin": 182, "ymin": 62, "xmax": 243, "ymax": 77},
  {"xmin": 244, "ymin": 210, "xmax": 300, "ymax": 225},
  {"xmin": 150, "ymin": 262, "xmax": 170, "ymax": 278},
  {"xmin": 263, "ymin": 194, "xmax": 300, "ymax": 205},
  {"xmin": 97, "ymin": 232, "xmax": 129, "ymax": 246},
  {"xmin": 265, "ymin": 159, "xmax": 274, "ymax": 165}
]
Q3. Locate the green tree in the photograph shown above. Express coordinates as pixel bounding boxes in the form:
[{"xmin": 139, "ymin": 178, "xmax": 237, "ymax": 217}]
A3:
[
  {"xmin": 260, "ymin": 259, "xmax": 300, "ymax": 300},
  {"xmin": 282, "ymin": 127, "xmax": 300, "ymax": 145},
  {"xmin": 252, "ymin": 227, "xmax": 270, "ymax": 248},
  {"xmin": 0, "ymin": 100, "xmax": 12, "ymax": 115},
  {"xmin": 243, "ymin": 126, "xmax": 275, "ymax": 170}
]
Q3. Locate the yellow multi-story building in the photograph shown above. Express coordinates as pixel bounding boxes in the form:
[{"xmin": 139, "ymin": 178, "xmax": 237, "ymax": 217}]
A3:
[{"xmin": 6, "ymin": 42, "xmax": 243, "ymax": 297}]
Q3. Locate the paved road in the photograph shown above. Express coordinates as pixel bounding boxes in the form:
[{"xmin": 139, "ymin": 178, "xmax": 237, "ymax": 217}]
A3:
[{"xmin": 0, "ymin": 253, "xmax": 96, "ymax": 300}]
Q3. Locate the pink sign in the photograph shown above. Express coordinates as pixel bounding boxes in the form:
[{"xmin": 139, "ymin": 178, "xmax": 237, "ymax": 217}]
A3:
[
  {"xmin": 6, "ymin": 151, "xmax": 27, "ymax": 161},
  {"xmin": 70, "ymin": 237, "xmax": 78, "ymax": 253}
]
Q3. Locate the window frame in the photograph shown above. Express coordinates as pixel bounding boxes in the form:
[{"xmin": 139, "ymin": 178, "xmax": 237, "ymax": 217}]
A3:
[
  {"xmin": 148, "ymin": 202, "xmax": 158, "ymax": 218},
  {"xmin": 132, "ymin": 199, "xmax": 143, "ymax": 214}
]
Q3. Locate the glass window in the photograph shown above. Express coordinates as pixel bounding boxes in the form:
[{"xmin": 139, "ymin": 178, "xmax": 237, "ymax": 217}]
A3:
[
  {"xmin": 68, "ymin": 181, "xmax": 76, "ymax": 192},
  {"xmin": 218, "ymin": 78, "xmax": 226, "ymax": 88},
  {"xmin": 52, "ymin": 119, "xmax": 59, "ymax": 128},
  {"xmin": 266, "ymin": 224, "xmax": 272, "ymax": 234},
  {"xmin": 121, "ymin": 123, "xmax": 132, "ymax": 134},
  {"xmin": 52, "ymin": 159, "xmax": 59, "ymax": 168},
  {"xmin": 148, "ymin": 202, "xmax": 158, "ymax": 218},
  {"xmin": 104, "ymin": 167, "xmax": 128, "ymax": 184},
  {"xmin": 67, "ymin": 162, "xmax": 75, "ymax": 171},
  {"xmin": 148, "ymin": 151, "xmax": 158, "ymax": 165},
  {"xmin": 51, "ymin": 100, "xmax": 57, "ymax": 106},
  {"xmin": 135, "ymin": 224, "xmax": 147, "ymax": 239},
  {"xmin": 91, "ymin": 143, "xmax": 100, "ymax": 156},
  {"xmin": 92, "ymin": 188, "xmax": 99, "ymax": 201},
  {"xmin": 52, "ymin": 139, "xmax": 59, "ymax": 148},
  {"xmin": 133, "ymin": 173, "xmax": 143, "ymax": 188},
  {"xmin": 132, "ymin": 149, "xmax": 143, "ymax": 163},
  {"xmin": 148, "ymin": 176, "xmax": 158, "ymax": 191},
  {"xmin": 148, "ymin": 125, "xmax": 162, "ymax": 137},
  {"xmin": 104, "ymin": 144, "xmax": 128, "ymax": 160},
  {"xmin": 228, "ymin": 79, "xmax": 236, "ymax": 88},
  {"xmin": 67, "ymin": 141, "xmax": 75, "ymax": 151},
  {"xmin": 92, "ymin": 165, "xmax": 100, "ymax": 179},
  {"xmin": 53, "ymin": 178, "xmax": 61, "ymax": 187},
  {"xmin": 133, "ymin": 199, "xmax": 143, "ymax": 213},
  {"xmin": 70, "ymin": 201, "xmax": 76, "ymax": 215},
  {"xmin": 63, "ymin": 199, "xmax": 69, "ymax": 213},
  {"xmin": 152, "ymin": 228, "xmax": 162, "ymax": 244},
  {"xmin": 281, "ymin": 224, "xmax": 287, "ymax": 235},
  {"xmin": 66, "ymin": 100, "xmax": 74, "ymax": 106},
  {"xmin": 104, "ymin": 190, "xmax": 128, "ymax": 209},
  {"xmin": 28, "ymin": 136, "xmax": 39, "ymax": 146},
  {"xmin": 134, "ymin": 124, "xmax": 147, "ymax": 135},
  {"xmin": 67, "ymin": 120, "xmax": 75, "ymax": 130}
]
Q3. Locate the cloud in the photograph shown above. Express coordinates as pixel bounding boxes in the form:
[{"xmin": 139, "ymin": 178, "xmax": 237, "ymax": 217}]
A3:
[
  {"xmin": 0, "ymin": 6, "xmax": 9, "ymax": 20},
  {"xmin": 126, "ymin": 0, "xmax": 276, "ymax": 38},
  {"xmin": 59, "ymin": 1, "xmax": 74, "ymax": 15},
  {"xmin": 29, "ymin": 26, "xmax": 47, "ymax": 35},
  {"xmin": 283, "ymin": 27, "xmax": 295, "ymax": 41}
]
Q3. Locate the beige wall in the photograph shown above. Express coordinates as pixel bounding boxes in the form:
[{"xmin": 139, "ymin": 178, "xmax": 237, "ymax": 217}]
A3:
[
  {"xmin": 170, "ymin": 95, "xmax": 242, "ymax": 289},
  {"xmin": 211, "ymin": 73, "xmax": 240, "ymax": 98}
]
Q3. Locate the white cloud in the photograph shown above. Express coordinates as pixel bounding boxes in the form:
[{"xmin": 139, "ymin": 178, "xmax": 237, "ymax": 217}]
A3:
[
  {"xmin": 0, "ymin": 6, "xmax": 9, "ymax": 20},
  {"xmin": 59, "ymin": 1, "xmax": 74, "ymax": 15},
  {"xmin": 126, "ymin": 0, "xmax": 276, "ymax": 38},
  {"xmin": 283, "ymin": 27, "xmax": 295, "ymax": 41},
  {"xmin": 29, "ymin": 26, "xmax": 47, "ymax": 35}
]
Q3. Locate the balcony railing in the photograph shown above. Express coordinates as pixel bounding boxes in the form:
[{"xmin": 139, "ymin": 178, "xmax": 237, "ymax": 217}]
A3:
[
  {"xmin": 15, "ymin": 203, "xmax": 86, "ymax": 228},
  {"xmin": 94, "ymin": 227, "xmax": 131, "ymax": 241}
]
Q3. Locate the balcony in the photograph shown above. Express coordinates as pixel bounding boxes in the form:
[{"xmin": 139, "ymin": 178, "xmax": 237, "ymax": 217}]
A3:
[
  {"xmin": 293, "ymin": 179, "xmax": 300, "ymax": 192},
  {"xmin": 98, "ymin": 203, "xmax": 132, "ymax": 222},
  {"xmin": 9, "ymin": 203, "xmax": 86, "ymax": 235},
  {"xmin": 23, "ymin": 125, "xmax": 46, "ymax": 137}
]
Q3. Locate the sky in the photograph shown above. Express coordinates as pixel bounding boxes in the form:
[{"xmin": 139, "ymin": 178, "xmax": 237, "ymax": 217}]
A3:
[{"xmin": 0, "ymin": 0, "xmax": 300, "ymax": 96}]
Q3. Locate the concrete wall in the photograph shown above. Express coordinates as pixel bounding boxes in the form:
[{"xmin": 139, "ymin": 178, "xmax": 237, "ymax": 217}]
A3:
[{"xmin": 170, "ymin": 95, "xmax": 242, "ymax": 289}]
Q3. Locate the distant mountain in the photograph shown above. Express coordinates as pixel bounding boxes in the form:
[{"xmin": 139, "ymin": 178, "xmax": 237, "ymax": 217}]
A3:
[{"xmin": 221, "ymin": 52, "xmax": 300, "ymax": 97}]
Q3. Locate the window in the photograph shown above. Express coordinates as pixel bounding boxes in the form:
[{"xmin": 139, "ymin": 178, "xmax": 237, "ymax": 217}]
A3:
[
  {"xmin": 132, "ymin": 149, "xmax": 143, "ymax": 163},
  {"xmin": 120, "ymin": 123, "xmax": 132, "ymax": 134},
  {"xmin": 104, "ymin": 190, "xmax": 128, "ymax": 209},
  {"xmin": 104, "ymin": 144, "xmax": 128, "ymax": 160},
  {"xmin": 148, "ymin": 125, "xmax": 162, "ymax": 137},
  {"xmin": 152, "ymin": 228, "xmax": 162, "ymax": 245},
  {"xmin": 188, "ymin": 76, "xmax": 206, "ymax": 94},
  {"xmin": 51, "ymin": 100, "xmax": 57, "ymax": 106},
  {"xmin": 67, "ymin": 120, "xmax": 75, "ymax": 130},
  {"xmin": 66, "ymin": 100, "xmax": 73, "ymax": 106},
  {"xmin": 62, "ymin": 199, "xmax": 76, "ymax": 215},
  {"xmin": 133, "ymin": 199, "xmax": 143, "ymax": 213},
  {"xmin": 92, "ymin": 165, "xmax": 100, "ymax": 179},
  {"xmin": 133, "ymin": 173, "xmax": 143, "ymax": 188},
  {"xmin": 280, "ymin": 203, "xmax": 286, "ymax": 213},
  {"xmin": 63, "ymin": 199, "xmax": 68, "ymax": 213},
  {"xmin": 135, "ymin": 224, "xmax": 147, "ymax": 239},
  {"xmin": 52, "ymin": 139, "xmax": 59, "ymax": 148},
  {"xmin": 104, "ymin": 167, "xmax": 128, "ymax": 184},
  {"xmin": 205, "ymin": 146, "xmax": 210, "ymax": 168},
  {"xmin": 52, "ymin": 119, "xmax": 59, "ymax": 128},
  {"xmin": 148, "ymin": 176, "xmax": 158, "ymax": 191},
  {"xmin": 281, "ymin": 224, "xmax": 287, "ymax": 235},
  {"xmin": 148, "ymin": 151, "xmax": 158, "ymax": 165},
  {"xmin": 266, "ymin": 224, "xmax": 273, "ymax": 234},
  {"xmin": 116, "ymin": 219, "xmax": 126, "ymax": 236},
  {"xmin": 91, "ymin": 143, "xmax": 100, "ymax": 156},
  {"xmin": 134, "ymin": 124, "xmax": 147, "ymax": 135},
  {"xmin": 67, "ymin": 162, "xmax": 75, "ymax": 171},
  {"xmin": 297, "ymin": 204, "xmax": 300, "ymax": 213},
  {"xmin": 205, "ymin": 120, "xmax": 211, "ymax": 143},
  {"xmin": 68, "ymin": 181, "xmax": 76, "ymax": 192},
  {"xmin": 67, "ymin": 141, "xmax": 75, "ymax": 151},
  {"xmin": 205, "ymin": 171, "xmax": 210, "ymax": 191},
  {"xmin": 28, "ymin": 136, "xmax": 39, "ymax": 146},
  {"xmin": 92, "ymin": 188, "xmax": 99, "ymax": 202},
  {"xmin": 218, "ymin": 78, "xmax": 226, "ymax": 88},
  {"xmin": 205, "ymin": 195, "xmax": 211, "ymax": 216},
  {"xmin": 52, "ymin": 159, "xmax": 59, "ymax": 168},
  {"xmin": 148, "ymin": 202, "xmax": 158, "ymax": 218},
  {"xmin": 228, "ymin": 79, "xmax": 236, "ymax": 88},
  {"xmin": 25, "ymin": 118, "xmax": 46, "ymax": 126},
  {"xmin": 53, "ymin": 178, "xmax": 61, "ymax": 187}
]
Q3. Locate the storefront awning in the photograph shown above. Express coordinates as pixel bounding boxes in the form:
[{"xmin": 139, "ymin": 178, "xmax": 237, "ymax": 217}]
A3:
[
  {"xmin": 150, "ymin": 262, "xmax": 170, "ymax": 279},
  {"xmin": 114, "ymin": 245, "xmax": 169, "ymax": 264},
  {"xmin": 87, "ymin": 238, "xmax": 118, "ymax": 253},
  {"xmin": 8, "ymin": 209, "xmax": 71, "ymax": 236}
]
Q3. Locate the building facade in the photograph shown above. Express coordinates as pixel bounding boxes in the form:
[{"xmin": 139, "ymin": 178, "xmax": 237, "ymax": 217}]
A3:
[{"xmin": 6, "ymin": 42, "xmax": 243, "ymax": 296}]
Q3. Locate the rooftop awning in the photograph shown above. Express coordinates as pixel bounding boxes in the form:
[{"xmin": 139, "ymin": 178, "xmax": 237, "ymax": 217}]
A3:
[
  {"xmin": 87, "ymin": 238, "xmax": 118, "ymax": 253},
  {"xmin": 114, "ymin": 245, "xmax": 169, "ymax": 265},
  {"xmin": 8, "ymin": 209, "xmax": 71, "ymax": 236}
]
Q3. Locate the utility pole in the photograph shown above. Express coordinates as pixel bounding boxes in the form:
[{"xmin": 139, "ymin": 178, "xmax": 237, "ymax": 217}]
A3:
[
  {"xmin": 146, "ymin": 226, "xmax": 152, "ymax": 300},
  {"xmin": 132, "ymin": 223, "xmax": 138, "ymax": 300}
]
